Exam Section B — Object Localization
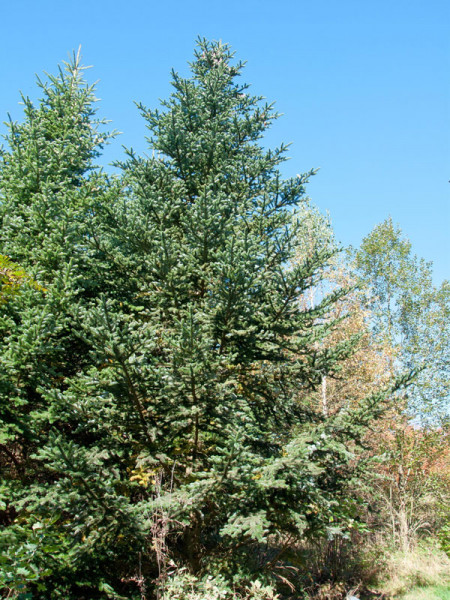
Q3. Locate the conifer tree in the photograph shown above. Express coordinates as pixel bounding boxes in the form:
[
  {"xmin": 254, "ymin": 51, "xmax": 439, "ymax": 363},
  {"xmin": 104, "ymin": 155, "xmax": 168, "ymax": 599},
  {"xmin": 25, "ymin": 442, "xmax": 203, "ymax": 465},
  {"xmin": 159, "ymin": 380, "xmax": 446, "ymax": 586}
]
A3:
[
  {"xmin": 74, "ymin": 39, "xmax": 386, "ymax": 594},
  {"xmin": 0, "ymin": 51, "xmax": 118, "ymax": 597}
]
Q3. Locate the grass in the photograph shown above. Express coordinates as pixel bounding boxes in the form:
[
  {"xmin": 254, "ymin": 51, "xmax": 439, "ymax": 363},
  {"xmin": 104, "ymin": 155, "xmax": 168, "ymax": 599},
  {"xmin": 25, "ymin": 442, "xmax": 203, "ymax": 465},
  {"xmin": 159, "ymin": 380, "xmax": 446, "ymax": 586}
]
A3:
[
  {"xmin": 399, "ymin": 584, "xmax": 450, "ymax": 600},
  {"xmin": 376, "ymin": 542, "xmax": 450, "ymax": 599}
]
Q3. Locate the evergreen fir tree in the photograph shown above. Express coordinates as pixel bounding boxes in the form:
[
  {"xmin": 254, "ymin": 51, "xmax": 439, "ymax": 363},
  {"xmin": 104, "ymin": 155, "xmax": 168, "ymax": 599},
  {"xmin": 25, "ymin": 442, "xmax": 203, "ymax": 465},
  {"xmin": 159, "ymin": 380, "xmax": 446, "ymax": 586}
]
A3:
[
  {"xmin": 0, "ymin": 51, "xmax": 120, "ymax": 597},
  {"xmin": 74, "ymin": 39, "xmax": 374, "ymax": 594}
]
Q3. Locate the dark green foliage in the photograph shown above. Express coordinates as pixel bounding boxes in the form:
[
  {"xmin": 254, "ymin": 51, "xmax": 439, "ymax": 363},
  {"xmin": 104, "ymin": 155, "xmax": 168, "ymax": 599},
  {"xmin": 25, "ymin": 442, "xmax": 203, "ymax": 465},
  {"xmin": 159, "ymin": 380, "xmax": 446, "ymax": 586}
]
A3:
[
  {"xmin": 0, "ymin": 41, "xmax": 396, "ymax": 599},
  {"xmin": 0, "ymin": 51, "xmax": 122, "ymax": 598}
]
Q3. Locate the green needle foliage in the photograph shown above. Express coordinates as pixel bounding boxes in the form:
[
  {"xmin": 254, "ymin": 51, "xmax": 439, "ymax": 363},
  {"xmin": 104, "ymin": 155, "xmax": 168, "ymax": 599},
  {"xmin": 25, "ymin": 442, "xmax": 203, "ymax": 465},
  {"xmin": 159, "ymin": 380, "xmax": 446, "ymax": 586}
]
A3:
[{"xmin": 0, "ymin": 40, "xmax": 399, "ymax": 599}]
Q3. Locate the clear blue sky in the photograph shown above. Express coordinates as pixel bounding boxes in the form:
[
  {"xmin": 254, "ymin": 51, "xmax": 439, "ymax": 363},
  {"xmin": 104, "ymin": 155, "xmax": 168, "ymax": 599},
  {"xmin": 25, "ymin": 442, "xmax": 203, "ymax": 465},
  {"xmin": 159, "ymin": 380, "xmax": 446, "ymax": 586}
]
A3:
[{"xmin": 1, "ymin": 0, "xmax": 449, "ymax": 284}]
